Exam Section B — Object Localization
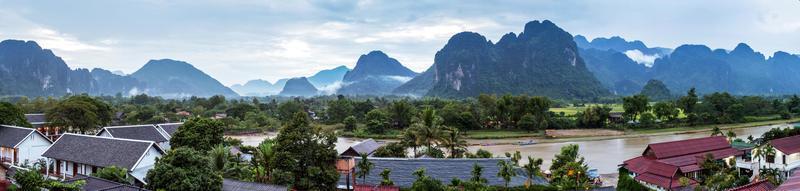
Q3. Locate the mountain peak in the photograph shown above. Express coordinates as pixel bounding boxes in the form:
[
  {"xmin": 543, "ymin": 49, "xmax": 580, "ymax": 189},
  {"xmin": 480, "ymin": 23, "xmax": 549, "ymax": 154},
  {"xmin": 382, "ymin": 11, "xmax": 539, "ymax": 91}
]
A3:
[
  {"xmin": 279, "ymin": 77, "xmax": 318, "ymax": 97},
  {"xmin": 343, "ymin": 50, "xmax": 416, "ymax": 82},
  {"xmin": 522, "ymin": 20, "xmax": 559, "ymax": 34},
  {"xmin": 0, "ymin": 39, "xmax": 43, "ymax": 51}
]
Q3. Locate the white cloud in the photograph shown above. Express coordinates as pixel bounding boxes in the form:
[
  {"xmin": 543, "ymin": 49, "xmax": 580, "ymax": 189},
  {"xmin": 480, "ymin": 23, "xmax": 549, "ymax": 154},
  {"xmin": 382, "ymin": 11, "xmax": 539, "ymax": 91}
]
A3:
[
  {"xmin": 262, "ymin": 39, "xmax": 312, "ymax": 59},
  {"xmin": 317, "ymin": 81, "xmax": 348, "ymax": 95},
  {"xmin": 28, "ymin": 27, "xmax": 109, "ymax": 52},
  {"xmin": 384, "ymin": 75, "xmax": 413, "ymax": 83},
  {"xmin": 624, "ymin": 50, "xmax": 659, "ymax": 67}
]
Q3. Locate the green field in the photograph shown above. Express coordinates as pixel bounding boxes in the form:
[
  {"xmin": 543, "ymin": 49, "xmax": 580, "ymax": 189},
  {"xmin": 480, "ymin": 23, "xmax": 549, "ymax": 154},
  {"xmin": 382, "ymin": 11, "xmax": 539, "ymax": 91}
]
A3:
[{"xmin": 549, "ymin": 104, "xmax": 624, "ymax": 115}]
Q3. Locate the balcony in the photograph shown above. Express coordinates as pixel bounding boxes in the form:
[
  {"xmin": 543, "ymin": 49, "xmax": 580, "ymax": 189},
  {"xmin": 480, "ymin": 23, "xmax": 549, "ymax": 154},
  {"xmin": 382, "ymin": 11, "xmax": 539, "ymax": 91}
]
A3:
[{"xmin": 0, "ymin": 157, "xmax": 12, "ymax": 164}]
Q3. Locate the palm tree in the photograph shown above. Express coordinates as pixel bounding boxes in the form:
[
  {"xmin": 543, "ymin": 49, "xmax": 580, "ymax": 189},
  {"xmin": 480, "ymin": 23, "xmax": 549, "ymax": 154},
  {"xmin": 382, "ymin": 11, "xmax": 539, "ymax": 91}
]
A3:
[
  {"xmin": 414, "ymin": 108, "xmax": 443, "ymax": 152},
  {"xmin": 726, "ymin": 130, "xmax": 737, "ymax": 142},
  {"xmin": 400, "ymin": 127, "xmax": 420, "ymax": 157},
  {"xmin": 210, "ymin": 144, "xmax": 229, "ymax": 172},
  {"xmin": 254, "ymin": 139, "xmax": 274, "ymax": 182},
  {"xmin": 753, "ymin": 146, "xmax": 764, "ymax": 177},
  {"xmin": 470, "ymin": 162, "xmax": 487, "ymax": 184},
  {"xmin": 711, "ymin": 127, "xmax": 723, "ymax": 136},
  {"xmin": 523, "ymin": 157, "xmax": 544, "ymax": 187},
  {"xmin": 356, "ymin": 154, "xmax": 374, "ymax": 185},
  {"xmin": 763, "ymin": 144, "xmax": 776, "ymax": 169},
  {"xmin": 497, "ymin": 160, "xmax": 517, "ymax": 188},
  {"xmin": 379, "ymin": 168, "xmax": 393, "ymax": 186},
  {"xmin": 440, "ymin": 127, "xmax": 468, "ymax": 158}
]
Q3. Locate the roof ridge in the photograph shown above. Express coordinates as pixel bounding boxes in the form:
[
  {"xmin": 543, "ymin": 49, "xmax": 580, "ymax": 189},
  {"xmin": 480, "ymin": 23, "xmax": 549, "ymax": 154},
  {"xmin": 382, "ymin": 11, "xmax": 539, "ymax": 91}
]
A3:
[
  {"xmin": 104, "ymin": 124, "xmax": 157, "ymax": 129},
  {"xmin": 649, "ymin": 136, "xmax": 726, "ymax": 146},
  {"xmin": 0, "ymin": 125, "xmax": 35, "ymax": 131},
  {"xmin": 61, "ymin": 133, "xmax": 157, "ymax": 144}
]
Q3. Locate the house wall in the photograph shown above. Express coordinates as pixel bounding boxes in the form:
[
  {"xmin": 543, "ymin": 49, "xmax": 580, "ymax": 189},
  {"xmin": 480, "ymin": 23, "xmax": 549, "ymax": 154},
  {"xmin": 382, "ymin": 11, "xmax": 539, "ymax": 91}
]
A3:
[
  {"xmin": 16, "ymin": 132, "xmax": 51, "ymax": 165},
  {"xmin": 131, "ymin": 146, "xmax": 162, "ymax": 182},
  {"xmin": 157, "ymin": 142, "xmax": 171, "ymax": 151},
  {"xmin": 98, "ymin": 130, "xmax": 113, "ymax": 138}
]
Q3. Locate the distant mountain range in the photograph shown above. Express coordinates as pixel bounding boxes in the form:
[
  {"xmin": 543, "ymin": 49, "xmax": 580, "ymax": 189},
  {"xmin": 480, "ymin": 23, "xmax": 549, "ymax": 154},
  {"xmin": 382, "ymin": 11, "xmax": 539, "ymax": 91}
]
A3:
[
  {"xmin": 4, "ymin": 18, "xmax": 800, "ymax": 99},
  {"xmin": 577, "ymin": 35, "xmax": 800, "ymax": 95},
  {"xmin": 396, "ymin": 20, "xmax": 609, "ymax": 99},
  {"xmin": 0, "ymin": 40, "xmax": 237, "ymax": 98}
]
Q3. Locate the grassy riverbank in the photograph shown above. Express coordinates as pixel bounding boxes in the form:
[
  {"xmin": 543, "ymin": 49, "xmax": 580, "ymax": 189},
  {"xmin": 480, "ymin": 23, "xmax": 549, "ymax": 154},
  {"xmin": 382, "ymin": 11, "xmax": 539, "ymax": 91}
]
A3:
[{"xmin": 337, "ymin": 117, "xmax": 800, "ymax": 142}]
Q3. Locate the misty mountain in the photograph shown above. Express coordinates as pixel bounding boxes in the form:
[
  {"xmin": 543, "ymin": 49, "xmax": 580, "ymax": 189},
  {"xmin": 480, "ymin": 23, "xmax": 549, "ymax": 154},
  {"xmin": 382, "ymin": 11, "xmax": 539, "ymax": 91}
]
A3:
[
  {"xmin": 337, "ymin": 51, "xmax": 417, "ymax": 95},
  {"xmin": 130, "ymin": 59, "xmax": 239, "ymax": 98},
  {"xmin": 0, "ymin": 40, "xmax": 105, "ymax": 96},
  {"xmin": 90, "ymin": 68, "xmax": 146, "ymax": 95},
  {"xmin": 308, "ymin": 65, "xmax": 349, "ymax": 88},
  {"xmin": 279, "ymin": 77, "xmax": 318, "ymax": 97},
  {"xmin": 399, "ymin": 20, "xmax": 610, "ymax": 99},
  {"xmin": 230, "ymin": 79, "xmax": 283, "ymax": 96}
]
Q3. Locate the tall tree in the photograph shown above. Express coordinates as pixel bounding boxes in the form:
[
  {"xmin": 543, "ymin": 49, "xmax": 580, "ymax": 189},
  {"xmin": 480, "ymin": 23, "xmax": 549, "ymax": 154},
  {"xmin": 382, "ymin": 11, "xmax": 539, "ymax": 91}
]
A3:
[
  {"xmin": 326, "ymin": 95, "xmax": 354, "ymax": 123},
  {"xmin": 146, "ymin": 148, "xmax": 223, "ymax": 191},
  {"xmin": 678, "ymin": 88, "xmax": 699, "ymax": 114},
  {"xmin": 170, "ymin": 117, "xmax": 225, "ymax": 151},
  {"xmin": 470, "ymin": 163, "xmax": 487, "ymax": 184},
  {"xmin": 413, "ymin": 108, "xmax": 443, "ymax": 152},
  {"xmin": 653, "ymin": 102, "xmax": 680, "ymax": 121},
  {"xmin": 379, "ymin": 169, "xmax": 394, "ymax": 186},
  {"xmin": 622, "ymin": 94, "xmax": 649, "ymax": 121},
  {"xmin": 523, "ymin": 157, "xmax": 544, "ymax": 187},
  {"xmin": 46, "ymin": 95, "xmax": 112, "ymax": 133},
  {"xmin": 550, "ymin": 144, "xmax": 590, "ymax": 190},
  {"xmin": 253, "ymin": 139, "xmax": 275, "ymax": 183},
  {"xmin": 388, "ymin": 100, "xmax": 415, "ymax": 129},
  {"xmin": 365, "ymin": 109, "xmax": 390, "ymax": 134},
  {"xmin": 439, "ymin": 127, "xmax": 468, "ymax": 158},
  {"xmin": 0, "ymin": 102, "xmax": 31, "ymax": 127},
  {"xmin": 496, "ymin": 160, "xmax": 517, "ymax": 188},
  {"xmin": 271, "ymin": 112, "xmax": 339, "ymax": 190}
]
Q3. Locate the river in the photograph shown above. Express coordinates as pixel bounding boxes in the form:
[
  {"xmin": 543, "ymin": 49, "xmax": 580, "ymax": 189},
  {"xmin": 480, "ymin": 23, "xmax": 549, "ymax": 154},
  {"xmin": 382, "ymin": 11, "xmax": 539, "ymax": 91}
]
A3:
[{"xmin": 226, "ymin": 123, "xmax": 796, "ymax": 174}]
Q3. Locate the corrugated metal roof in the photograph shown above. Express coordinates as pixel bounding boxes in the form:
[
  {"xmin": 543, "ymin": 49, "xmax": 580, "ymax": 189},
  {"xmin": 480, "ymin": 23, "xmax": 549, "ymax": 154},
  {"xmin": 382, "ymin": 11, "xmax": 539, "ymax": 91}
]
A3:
[
  {"xmin": 727, "ymin": 179, "xmax": 775, "ymax": 191},
  {"xmin": 339, "ymin": 157, "xmax": 544, "ymax": 188},
  {"xmin": 776, "ymin": 170, "xmax": 800, "ymax": 191},
  {"xmin": 222, "ymin": 179, "xmax": 287, "ymax": 191},
  {"xmin": 63, "ymin": 175, "xmax": 149, "ymax": 191},
  {"xmin": 645, "ymin": 136, "xmax": 731, "ymax": 159},
  {"xmin": 770, "ymin": 134, "xmax": 800, "ymax": 155}
]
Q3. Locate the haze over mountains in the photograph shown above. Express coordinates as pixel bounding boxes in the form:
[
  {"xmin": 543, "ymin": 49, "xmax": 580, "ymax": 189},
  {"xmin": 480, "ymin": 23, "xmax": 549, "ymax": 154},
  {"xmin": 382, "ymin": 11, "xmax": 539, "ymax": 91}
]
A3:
[{"xmin": 2, "ymin": 19, "xmax": 800, "ymax": 99}]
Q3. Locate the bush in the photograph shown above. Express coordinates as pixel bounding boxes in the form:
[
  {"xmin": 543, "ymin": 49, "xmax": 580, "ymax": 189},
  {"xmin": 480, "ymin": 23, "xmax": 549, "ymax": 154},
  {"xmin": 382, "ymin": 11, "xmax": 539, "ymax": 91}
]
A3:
[{"xmin": 373, "ymin": 142, "xmax": 407, "ymax": 158}]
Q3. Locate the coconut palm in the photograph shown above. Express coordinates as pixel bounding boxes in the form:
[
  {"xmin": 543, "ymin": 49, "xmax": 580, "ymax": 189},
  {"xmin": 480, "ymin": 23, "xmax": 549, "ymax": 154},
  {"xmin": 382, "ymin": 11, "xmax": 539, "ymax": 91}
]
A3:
[
  {"xmin": 401, "ymin": 127, "xmax": 421, "ymax": 157},
  {"xmin": 440, "ymin": 127, "xmax": 468, "ymax": 158},
  {"xmin": 763, "ymin": 144, "xmax": 776, "ymax": 169},
  {"xmin": 711, "ymin": 127, "xmax": 723, "ymax": 136},
  {"xmin": 726, "ymin": 130, "xmax": 737, "ymax": 142},
  {"xmin": 523, "ymin": 157, "xmax": 544, "ymax": 186},
  {"xmin": 414, "ymin": 108, "xmax": 444, "ymax": 152},
  {"xmin": 380, "ymin": 168, "xmax": 393, "ymax": 186},
  {"xmin": 356, "ymin": 154, "xmax": 374, "ymax": 184},
  {"xmin": 210, "ymin": 144, "xmax": 229, "ymax": 172},
  {"xmin": 497, "ymin": 160, "xmax": 517, "ymax": 188},
  {"xmin": 254, "ymin": 139, "xmax": 274, "ymax": 182}
]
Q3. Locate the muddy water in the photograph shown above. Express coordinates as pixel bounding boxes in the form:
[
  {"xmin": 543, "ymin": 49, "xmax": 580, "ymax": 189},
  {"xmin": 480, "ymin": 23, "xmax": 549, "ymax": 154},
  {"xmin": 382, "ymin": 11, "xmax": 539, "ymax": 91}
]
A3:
[
  {"xmin": 471, "ymin": 124, "xmax": 794, "ymax": 174},
  {"xmin": 227, "ymin": 123, "xmax": 795, "ymax": 174}
]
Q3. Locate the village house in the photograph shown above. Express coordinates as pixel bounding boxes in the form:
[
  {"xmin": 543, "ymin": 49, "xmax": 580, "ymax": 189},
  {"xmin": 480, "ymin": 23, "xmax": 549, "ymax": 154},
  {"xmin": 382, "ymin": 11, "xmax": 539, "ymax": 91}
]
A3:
[
  {"xmin": 621, "ymin": 136, "xmax": 743, "ymax": 191},
  {"xmin": 155, "ymin": 123, "xmax": 182, "ymax": 138},
  {"xmin": 25, "ymin": 113, "xmax": 62, "ymax": 141},
  {"xmin": 752, "ymin": 134, "xmax": 800, "ymax": 178},
  {"xmin": 96, "ymin": 125, "xmax": 172, "ymax": 150},
  {"xmin": 0, "ymin": 125, "xmax": 53, "ymax": 166},
  {"xmin": 41, "ymin": 134, "xmax": 164, "ymax": 185},
  {"xmin": 340, "ymin": 139, "xmax": 380, "ymax": 157}
]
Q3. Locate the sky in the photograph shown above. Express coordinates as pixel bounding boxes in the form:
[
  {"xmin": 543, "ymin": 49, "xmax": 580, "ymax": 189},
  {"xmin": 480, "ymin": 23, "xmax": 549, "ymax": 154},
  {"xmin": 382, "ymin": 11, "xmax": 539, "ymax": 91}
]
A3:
[{"xmin": 1, "ymin": 0, "xmax": 799, "ymax": 86}]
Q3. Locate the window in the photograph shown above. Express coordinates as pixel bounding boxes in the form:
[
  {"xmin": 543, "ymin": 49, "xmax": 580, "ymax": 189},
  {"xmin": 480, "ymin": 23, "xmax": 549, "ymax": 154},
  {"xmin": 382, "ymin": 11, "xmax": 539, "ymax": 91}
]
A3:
[{"xmin": 766, "ymin": 154, "xmax": 775, "ymax": 163}]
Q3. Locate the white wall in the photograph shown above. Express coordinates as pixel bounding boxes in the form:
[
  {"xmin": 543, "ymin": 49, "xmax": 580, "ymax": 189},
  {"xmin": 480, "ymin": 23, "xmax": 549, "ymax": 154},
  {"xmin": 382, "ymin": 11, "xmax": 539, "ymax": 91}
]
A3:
[
  {"xmin": 98, "ymin": 130, "xmax": 113, "ymax": 138},
  {"xmin": 131, "ymin": 145, "xmax": 162, "ymax": 183},
  {"xmin": 16, "ymin": 132, "xmax": 51, "ymax": 165}
]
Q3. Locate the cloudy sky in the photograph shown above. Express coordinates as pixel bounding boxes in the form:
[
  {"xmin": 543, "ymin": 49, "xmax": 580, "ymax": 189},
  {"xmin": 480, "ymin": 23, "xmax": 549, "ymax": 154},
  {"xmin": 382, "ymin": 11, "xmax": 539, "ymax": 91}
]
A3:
[{"xmin": 1, "ymin": 0, "xmax": 798, "ymax": 86}]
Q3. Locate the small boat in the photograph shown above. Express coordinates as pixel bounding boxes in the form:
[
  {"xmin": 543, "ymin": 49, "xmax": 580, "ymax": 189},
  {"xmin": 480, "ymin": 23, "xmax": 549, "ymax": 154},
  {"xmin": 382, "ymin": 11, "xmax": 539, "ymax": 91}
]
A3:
[
  {"xmin": 481, "ymin": 143, "xmax": 496, "ymax": 146},
  {"xmin": 517, "ymin": 140, "xmax": 536, "ymax": 145}
]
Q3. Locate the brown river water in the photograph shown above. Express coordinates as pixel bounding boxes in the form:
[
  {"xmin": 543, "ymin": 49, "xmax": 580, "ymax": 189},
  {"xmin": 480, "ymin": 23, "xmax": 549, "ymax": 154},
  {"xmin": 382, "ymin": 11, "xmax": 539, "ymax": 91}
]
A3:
[{"xmin": 227, "ymin": 123, "xmax": 796, "ymax": 174}]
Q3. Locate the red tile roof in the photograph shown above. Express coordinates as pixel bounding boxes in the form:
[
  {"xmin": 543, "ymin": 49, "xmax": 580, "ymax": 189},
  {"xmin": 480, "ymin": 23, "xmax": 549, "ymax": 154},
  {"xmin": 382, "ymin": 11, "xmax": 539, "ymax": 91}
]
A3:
[
  {"xmin": 727, "ymin": 179, "xmax": 775, "ymax": 191},
  {"xmin": 645, "ymin": 136, "xmax": 732, "ymax": 159},
  {"xmin": 634, "ymin": 172, "xmax": 696, "ymax": 189},
  {"xmin": 770, "ymin": 134, "xmax": 800, "ymax": 155},
  {"xmin": 624, "ymin": 136, "xmax": 743, "ymax": 189},
  {"xmin": 776, "ymin": 171, "xmax": 800, "ymax": 191}
]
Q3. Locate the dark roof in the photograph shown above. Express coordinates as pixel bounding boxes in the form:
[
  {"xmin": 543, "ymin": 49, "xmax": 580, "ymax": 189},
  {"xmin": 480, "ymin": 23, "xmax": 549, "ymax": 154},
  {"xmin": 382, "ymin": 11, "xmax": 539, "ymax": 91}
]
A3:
[
  {"xmin": 0, "ymin": 125, "xmax": 35, "ymax": 147},
  {"xmin": 645, "ymin": 136, "xmax": 732, "ymax": 159},
  {"xmin": 63, "ymin": 175, "xmax": 149, "ymax": 191},
  {"xmin": 24, "ymin": 113, "xmax": 47, "ymax": 124},
  {"xmin": 156, "ymin": 123, "xmax": 182, "ymax": 137},
  {"xmin": 727, "ymin": 179, "xmax": 775, "ymax": 191},
  {"xmin": 769, "ymin": 134, "xmax": 800, "ymax": 154},
  {"xmin": 42, "ymin": 134, "xmax": 158, "ymax": 169},
  {"xmin": 223, "ymin": 179, "xmax": 287, "ymax": 191},
  {"xmin": 100, "ymin": 125, "xmax": 169, "ymax": 143},
  {"xmin": 776, "ymin": 170, "xmax": 800, "ymax": 191},
  {"xmin": 341, "ymin": 139, "xmax": 381, "ymax": 156},
  {"xmin": 339, "ymin": 158, "xmax": 542, "ymax": 188}
]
